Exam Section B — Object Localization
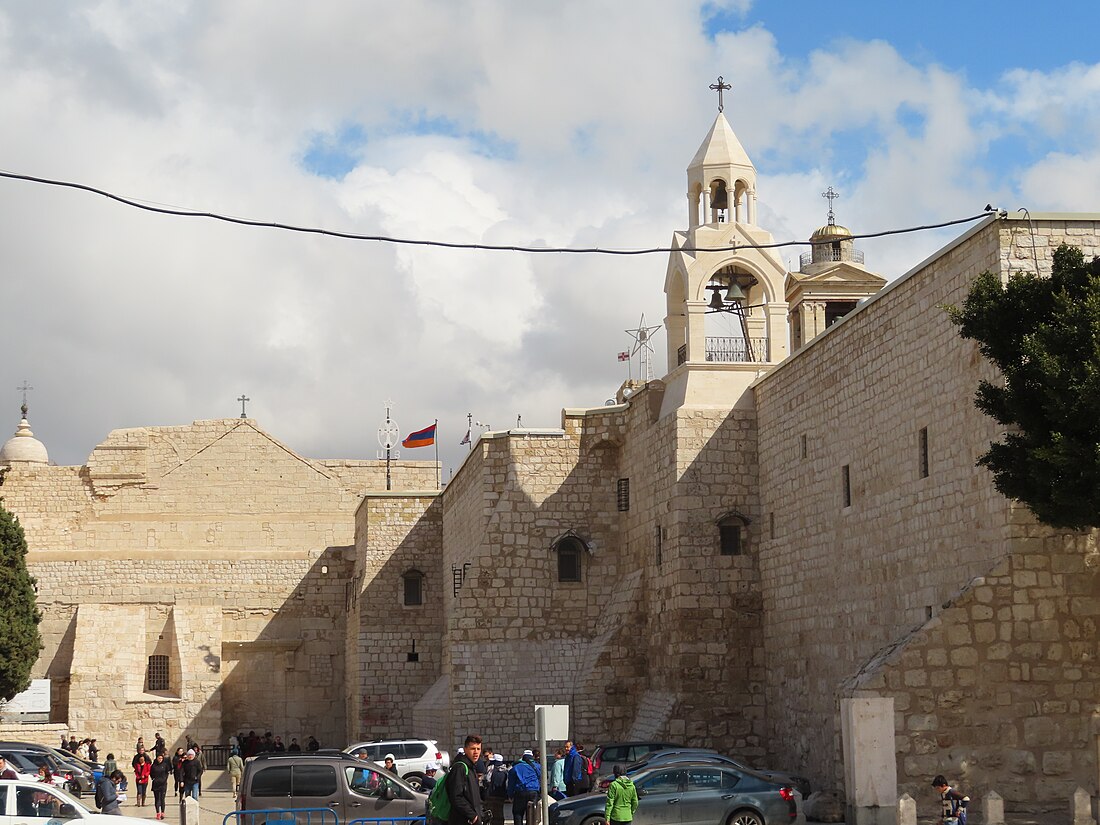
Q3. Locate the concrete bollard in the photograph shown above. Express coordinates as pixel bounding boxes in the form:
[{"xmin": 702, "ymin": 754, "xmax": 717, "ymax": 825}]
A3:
[
  {"xmin": 983, "ymin": 790, "xmax": 1004, "ymax": 825},
  {"xmin": 1072, "ymin": 787, "xmax": 1097, "ymax": 825},
  {"xmin": 897, "ymin": 793, "xmax": 917, "ymax": 825},
  {"xmin": 181, "ymin": 795, "xmax": 201, "ymax": 825}
]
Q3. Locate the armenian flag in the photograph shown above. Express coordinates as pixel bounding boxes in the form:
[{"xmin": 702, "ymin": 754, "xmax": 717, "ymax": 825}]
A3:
[{"xmin": 402, "ymin": 423, "xmax": 436, "ymax": 448}]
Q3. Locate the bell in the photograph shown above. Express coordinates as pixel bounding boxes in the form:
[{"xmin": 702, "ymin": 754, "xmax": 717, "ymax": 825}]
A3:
[
  {"xmin": 708, "ymin": 287, "xmax": 725, "ymax": 310},
  {"xmin": 711, "ymin": 187, "xmax": 729, "ymax": 210},
  {"xmin": 725, "ymin": 282, "xmax": 746, "ymax": 303}
]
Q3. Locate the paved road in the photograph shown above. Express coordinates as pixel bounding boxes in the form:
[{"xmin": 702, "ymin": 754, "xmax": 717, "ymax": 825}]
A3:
[{"xmin": 113, "ymin": 769, "xmax": 238, "ymax": 825}]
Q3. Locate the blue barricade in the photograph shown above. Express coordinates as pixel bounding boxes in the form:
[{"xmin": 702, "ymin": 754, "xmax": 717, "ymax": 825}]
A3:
[
  {"xmin": 348, "ymin": 818, "xmax": 427, "ymax": 825},
  {"xmin": 225, "ymin": 808, "xmax": 341, "ymax": 825}
]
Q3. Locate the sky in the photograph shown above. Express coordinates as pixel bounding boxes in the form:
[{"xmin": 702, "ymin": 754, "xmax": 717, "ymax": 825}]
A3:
[{"xmin": 2, "ymin": 0, "xmax": 1099, "ymax": 478}]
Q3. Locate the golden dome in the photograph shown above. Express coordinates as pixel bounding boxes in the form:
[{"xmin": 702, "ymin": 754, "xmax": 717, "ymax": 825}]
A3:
[{"xmin": 810, "ymin": 223, "xmax": 853, "ymax": 240}]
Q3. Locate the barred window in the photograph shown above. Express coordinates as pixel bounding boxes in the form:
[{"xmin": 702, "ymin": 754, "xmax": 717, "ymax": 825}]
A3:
[
  {"xmin": 147, "ymin": 655, "xmax": 170, "ymax": 691},
  {"xmin": 616, "ymin": 478, "xmax": 630, "ymax": 511}
]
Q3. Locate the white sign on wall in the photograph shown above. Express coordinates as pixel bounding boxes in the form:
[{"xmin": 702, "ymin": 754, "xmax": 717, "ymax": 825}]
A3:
[{"xmin": 1, "ymin": 679, "xmax": 51, "ymax": 714}]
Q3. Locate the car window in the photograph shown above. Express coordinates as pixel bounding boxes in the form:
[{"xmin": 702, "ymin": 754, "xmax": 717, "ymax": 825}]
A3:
[
  {"xmin": 686, "ymin": 769, "xmax": 728, "ymax": 791},
  {"xmin": 293, "ymin": 765, "xmax": 337, "ymax": 797},
  {"xmin": 403, "ymin": 743, "xmax": 426, "ymax": 759},
  {"xmin": 628, "ymin": 746, "xmax": 652, "ymax": 762},
  {"xmin": 639, "ymin": 770, "xmax": 683, "ymax": 794},
  {"xmin": 251, "ymin": 765, "xmax": 293, "ymax": 796},
  {"xmin": 347, "ymin": 766, "xmax": 396, "ymax": 799},
  {"xmin": 14, "ymin": 786, "xmax": 79, "ymax": 820},
  {"xmin": 0, "ymin": 786, "xmax": 6, "ymax": 814},
  {"xmin": 603, "ymin": 747, "xmax": 626, "ymax": 762},
  {"xmin": 368, "ymin": 745, "xmax": 385, "ymax": 761}
]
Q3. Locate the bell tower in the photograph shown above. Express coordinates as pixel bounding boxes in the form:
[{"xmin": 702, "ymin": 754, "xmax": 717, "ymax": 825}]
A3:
[{"xmin": 660, "ymin": 80, "xmax": 790, "ymax": 414}]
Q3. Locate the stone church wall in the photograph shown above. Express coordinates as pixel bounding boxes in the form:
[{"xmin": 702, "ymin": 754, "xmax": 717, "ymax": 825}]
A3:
[{"xmin": 754, "ymin": 217, "xmax": 1100, "ymax": 795}]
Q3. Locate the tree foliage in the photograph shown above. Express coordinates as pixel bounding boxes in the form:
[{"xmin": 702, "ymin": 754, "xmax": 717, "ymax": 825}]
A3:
[
  {"xmin": 0, "ymin": 499, "xmax": 42, "ymax": 701},
  {"xmin": 949, "ymin": 244, "xmax": 1100, "ymax": 529}
]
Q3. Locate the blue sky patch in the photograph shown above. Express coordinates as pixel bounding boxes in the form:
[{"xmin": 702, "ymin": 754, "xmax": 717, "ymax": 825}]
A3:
[{"xmin": 301, "ymin": 123, "xmax": 367, "ymax": 179}]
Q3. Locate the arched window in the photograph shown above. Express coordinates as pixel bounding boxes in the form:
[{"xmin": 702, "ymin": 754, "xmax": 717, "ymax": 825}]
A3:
[
  {"xmin": 402, "ymin": 570, "xmax": 425, "ymax": 606},
  {"xmin": 551, "ymin": 532, "xmax": 589, "ymax": 583},
  {"xmin": 716, "ymin": 511, "xmax": 751, "ymax": 556}
]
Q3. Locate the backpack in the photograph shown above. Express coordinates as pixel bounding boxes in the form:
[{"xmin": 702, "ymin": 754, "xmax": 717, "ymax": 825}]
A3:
[
  {"xmin": 488, "ymin": 765, "xmax": 509, "ymax": 797},
  {"xmin": 583, "ymin": 755, "xmax": 594, "ymax": 776},
  {"xmin": 429, "ymin": 761, "xmax": 467, "ymax": 821}
]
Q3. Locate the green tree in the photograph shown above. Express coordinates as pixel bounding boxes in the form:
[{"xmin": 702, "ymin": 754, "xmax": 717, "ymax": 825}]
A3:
[
  {"xmin": 949, "ymin": 244, "xmax": 1100, "ymax": 529},
  {"xmin": 0, "ymin": 499, "xmax": 42, "ymax": 701}
]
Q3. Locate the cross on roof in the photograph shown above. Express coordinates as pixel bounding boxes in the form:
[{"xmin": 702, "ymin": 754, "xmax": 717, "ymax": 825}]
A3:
[
  {"xmin": 17, "ymin": 380, "xmax": 32, "ymax": 417},
  {"xmin": 237, "ymin": 394, "xmax": 250, "ymax": 418},
  {"xmin": 822, "ymin": 186, "xmax": 840, "ymax": 224},
  {"xmin": 709, "ymin": 76, "xmax": 732, "ymax": 113}
]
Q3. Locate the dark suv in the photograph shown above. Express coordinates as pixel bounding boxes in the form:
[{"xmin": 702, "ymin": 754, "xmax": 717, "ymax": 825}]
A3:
[{"xmin": 238, "ymin": 752, "xmax": 428, "ymax": 825}]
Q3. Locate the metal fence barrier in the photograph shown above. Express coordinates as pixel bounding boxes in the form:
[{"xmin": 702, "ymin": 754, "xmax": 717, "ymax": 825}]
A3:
[
  {"xmin": 203, "ymin": 744, "xmax": 231, "ymax": 769},
  {"xmin": 348, "ymin": 818, "xmax": 427, "ymax": 825},
  {"xmin": 224, "ymin": 808, "xmax": 341, "ymax": 825}
]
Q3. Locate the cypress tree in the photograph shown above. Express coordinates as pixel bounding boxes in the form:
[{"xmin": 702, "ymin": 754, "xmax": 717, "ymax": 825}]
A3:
[{"xmin": 0, "ymin": 499, "xmax": 42, "ymax": 701}]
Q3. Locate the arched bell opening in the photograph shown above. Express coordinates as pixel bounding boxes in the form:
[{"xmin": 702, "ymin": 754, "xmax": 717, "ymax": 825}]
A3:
[
  {"xmin": 702, "ymin": 264, "xmax": 770, "ymax": 363},
  {"xmin": 708, "ymin": 179, "xmax": 730, "ymax": 224}
]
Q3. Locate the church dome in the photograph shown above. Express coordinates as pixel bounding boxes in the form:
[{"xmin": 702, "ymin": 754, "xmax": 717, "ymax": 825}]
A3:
[
  {"xmin": 0, "ymin": 415, "xmax": 49, "ymax": 464},
  {"xmin": 810, "ymin": 223, "xmax": 853, "ymax": 240}
]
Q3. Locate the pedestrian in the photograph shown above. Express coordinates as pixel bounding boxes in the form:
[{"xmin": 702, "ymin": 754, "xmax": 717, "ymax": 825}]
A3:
[
  {"xmin": 103, "ymin": 753, "xmax": 119, "ymax": 777},
  {"xmin": 484, "ymin": 753, "xmax": 509, "ymax": 825},
  {"xmin": 932, "ymin": 775, "xmax": 969, "ymax": 825},
  {"xmin": 134, "ymin": 754, "xmax": 151, "ymax": 807},
  {"xmin": 227, "ymin": 748, "xmax": 245, "ymax": 797},
  {"xmin": 77, "ymin": 739, "xmax": 90, "ymax": 760},
  {"xmin": 273, "ymin": 736, "xmax": 286, "ymax": 753},
  {"xmin": 88, "ymin": 739, "xmax": 99, "ymax": 763},
  {"xmin": 0, "ymin": 755, "xmax": 18, "ymax": 779},
  {"xmin": 550, "ymin": 749, "xmax": 566, "ymax": 799},
  {"xmin": 421, "ymin": 763, "xmax": 440, "ymax": 791},
  {"xmin": 604, "ymin": 765, "xmax": 638, "ymax": 825},
  {"xmin": 306, "ymin": 736, "xmax": 320, "ymax": 752},
  {"xmin": 172, "ymin": 748, "xmax": 186, "ymax": 800},
  {"xmin": 131, "ymin": 745, "xmax": 149, "ymax": 771},
  {"xmin": 382, "ymin": 754, "xmax": 399, "ymax": 775},
  {"xmin": 95, "ymin": 770, "xmax": 125, "ymax": 816},
  {"xmin": 150, "ymin": 752, "xmax": 171, "ymax": 820},
  {"xmin": 446, "ymin": 735, "xmax": 484, "ymax": 825},
  {"xmin": 181, "ymin": 749, "xmax": 202, "ymax": 800},
  {"xmin": 287, "ymin": 738, "xmax": 302, "ymax": 753},
  {"xmin": 154, "ymin": 732, "xmax": 167, "ymax": 758},
  {"xmin": 507, "ymin": 750, "xmax": 541, "ymax": 825}
]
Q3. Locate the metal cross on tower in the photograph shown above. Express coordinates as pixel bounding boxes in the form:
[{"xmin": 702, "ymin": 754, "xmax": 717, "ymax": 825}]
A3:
[
  {"xmin": 709, "ymin": 76, "xmax": 732, "ymax": 112},
  {"xmin": 377, "ymin": 399, "xmax": 400, "ymax": 491},
  {"xmin": 17, "ymin": 380, "xmax": 32, "ymax": 416},
  {"xmin": 238, "ymin": 394, "xmax": 250, "ymax": 418},
  {"xmin": 822, "ymin": 186, "xmax": 840, "ymax": 225}
]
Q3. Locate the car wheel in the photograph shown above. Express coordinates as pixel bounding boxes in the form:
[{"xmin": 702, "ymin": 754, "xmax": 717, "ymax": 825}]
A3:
[
  {"xmin": 580, "ymin": 816, "xmax": 606, "ymax": 825},
  {"xmin": 403, "ymin": 772, "xmax": 426, "ymax": 791},
  {"xmin": 729, "ymin": 810, "xmax": 765, "ymax": 825}
]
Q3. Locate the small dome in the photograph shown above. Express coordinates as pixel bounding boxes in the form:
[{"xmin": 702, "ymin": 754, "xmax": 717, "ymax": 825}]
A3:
[
  {"xmin": 810, "ymin": 223, "xmax": 853, "ymax": 240},
  {"xmin": 0, "ymin": 417, "xmax": 49, "ymax": 464}
]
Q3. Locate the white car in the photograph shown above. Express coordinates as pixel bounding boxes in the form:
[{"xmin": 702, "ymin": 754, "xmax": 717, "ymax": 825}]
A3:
[
  {"xmin": 0, "ymin": 779, "xmax": 145, "ymax": 825},
  {"xmin": 342, "ymin": 739, "xmax": 450, "ymax": 786}
]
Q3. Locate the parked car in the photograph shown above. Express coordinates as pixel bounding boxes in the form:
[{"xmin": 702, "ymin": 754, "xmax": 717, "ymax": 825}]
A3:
[
  {"xmin": 590, "ymin": 742, "xmax": 681, "ymax": 773},
  {"xmin": 0, "ymin": 778, "xmax": 148, "ymax": 825},
  {"xmin": 549, "ymin": 761, "xmax": 804, "ymax": 825},
  {"xmin": 342, "ymin": 739, "xmax": 450, "ymax": 786},
  {"xmin": 598, "ymin": 748, "xmax": 811, "ymax": 798},
  {"xmin": 238, "ymin": 751, "xmax": 429, "ymax": 825},
  {"xmin": 0, "ymin": 742, "xmax": 97, "ymax": 794}
]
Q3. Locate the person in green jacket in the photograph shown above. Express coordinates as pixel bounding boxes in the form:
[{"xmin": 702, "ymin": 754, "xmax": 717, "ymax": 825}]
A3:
[{"xmin": 604, "ymin": 765, "xmax": 639, "ymax": 825}]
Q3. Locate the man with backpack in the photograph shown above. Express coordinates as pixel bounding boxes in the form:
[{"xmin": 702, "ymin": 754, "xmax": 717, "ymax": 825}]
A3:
[
  {"xmin": 442, "ymin": 734, "xmax": 483, "ymax": 825},
  {"xmin": 507, "ymin": 750, "xmax": 541, "ymax": 825},
  {"xmin": 564, "ymin": 742, "xmax": 593, "ymax": 797},
  {"xmin": 483, "ymin": 753, "xmax": 509, "ymax": 825}
]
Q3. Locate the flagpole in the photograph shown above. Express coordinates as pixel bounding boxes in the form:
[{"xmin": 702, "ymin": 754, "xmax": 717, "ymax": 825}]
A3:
[{"xmin": 434, "ymin": 418, "xmax": 440, "ymax": 490}]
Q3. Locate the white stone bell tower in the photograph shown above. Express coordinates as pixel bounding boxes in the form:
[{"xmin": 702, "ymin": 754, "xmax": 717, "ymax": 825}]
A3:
[{"xmin": 660, "ymin": 82, "xmax": 790, "ymax": 415}]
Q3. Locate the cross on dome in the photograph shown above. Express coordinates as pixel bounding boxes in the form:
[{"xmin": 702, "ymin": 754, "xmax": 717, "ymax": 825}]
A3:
[{"xmin": 822, "ymin": 186, "xmax": 840, "ymax": 225}]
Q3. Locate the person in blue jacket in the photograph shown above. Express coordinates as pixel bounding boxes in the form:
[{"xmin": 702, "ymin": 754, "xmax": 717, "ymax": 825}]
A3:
[{"xmin": 506, "ymin": 750, "xmax": 541, "ymax": 825}]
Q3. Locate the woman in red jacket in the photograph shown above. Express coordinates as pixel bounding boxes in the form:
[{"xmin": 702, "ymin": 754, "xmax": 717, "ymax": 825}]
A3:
[{"xmin": 134, "ymin": 754, "xmax": 152, "ymax": 807}]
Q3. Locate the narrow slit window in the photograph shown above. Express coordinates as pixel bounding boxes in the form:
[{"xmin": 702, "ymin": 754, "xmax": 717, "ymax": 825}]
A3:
[
  {"xmin": 919, "ymin": 427, "xmax": 929, "ymax": 479},
  {"xmin": 842, "ymin": 465, "xmax": 852, "ymax": 508}
]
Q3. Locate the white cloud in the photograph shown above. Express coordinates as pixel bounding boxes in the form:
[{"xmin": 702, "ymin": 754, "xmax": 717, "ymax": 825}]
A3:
[{"xmin": 0, "ymin": 2, "xmax": 1096, "ymax": 475}]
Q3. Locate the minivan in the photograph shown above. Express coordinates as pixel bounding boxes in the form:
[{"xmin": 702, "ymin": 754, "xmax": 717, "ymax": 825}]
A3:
[{"xmin": 238, "ymin": 752, "xmax": 428, "ymax": 825}]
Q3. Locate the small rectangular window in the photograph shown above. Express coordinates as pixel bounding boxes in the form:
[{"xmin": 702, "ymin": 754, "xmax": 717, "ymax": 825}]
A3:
[
  {"xmin": 403, "ymin": 574, "xmax": 423, "ymax": 606},
  {"xmin": 617, "ymin": 478, "xmax": 630, "ymax": 511},
  {"xmin": 720, "ymin": 525, "xmax": 742, "ymax": 556},
  {"xmin": 919, "ymin": 427, "xmax": 929, "ymax": 478},
  {"xmin": 147, "ymin": 655, "xmax": 170, "ymax": 691},
  {"xmin": 842, "ymin": 464, "xmax": 851, "ymax": 508},
  {"xmin": 800, "ymin": 434, "xmax": 808, "ymax": 460},
  {"xmin": 558, "ymin": 549, "xmax": 582, "ymax": 582}
]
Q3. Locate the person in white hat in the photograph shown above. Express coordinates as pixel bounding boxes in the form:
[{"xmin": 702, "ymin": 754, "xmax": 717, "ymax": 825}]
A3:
[
  {"xmin": 422, "ymin": 762, "xmax": 440, "ymax": 790},
  {"xmin": 382, "ymin": 754, "xmax": 398, "ymax": 775}
]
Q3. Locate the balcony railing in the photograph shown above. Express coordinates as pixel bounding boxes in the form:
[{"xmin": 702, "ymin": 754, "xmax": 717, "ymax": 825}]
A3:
[
  {"xmin": 800, "ymin": 247, "xmax": 864, "ymax": 271},
  {"xmin": 705, "ymin": 337, "xmax": 770, "ymax": 363}
]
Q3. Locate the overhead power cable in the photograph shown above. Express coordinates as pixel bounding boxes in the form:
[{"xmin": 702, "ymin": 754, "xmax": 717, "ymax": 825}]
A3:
[{"xmin": 0, "ymin": 169, "xmax": 994, "ymax": 255}]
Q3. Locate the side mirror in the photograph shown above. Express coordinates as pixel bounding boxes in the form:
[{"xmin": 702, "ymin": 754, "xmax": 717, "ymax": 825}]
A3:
[
  {"xmin": 382, "ymin": 785, "xmax": 396, "ymax": 801},
  {"xmin": 59, "ymin": 804, "xmax": 77, "ymax": 817}
]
